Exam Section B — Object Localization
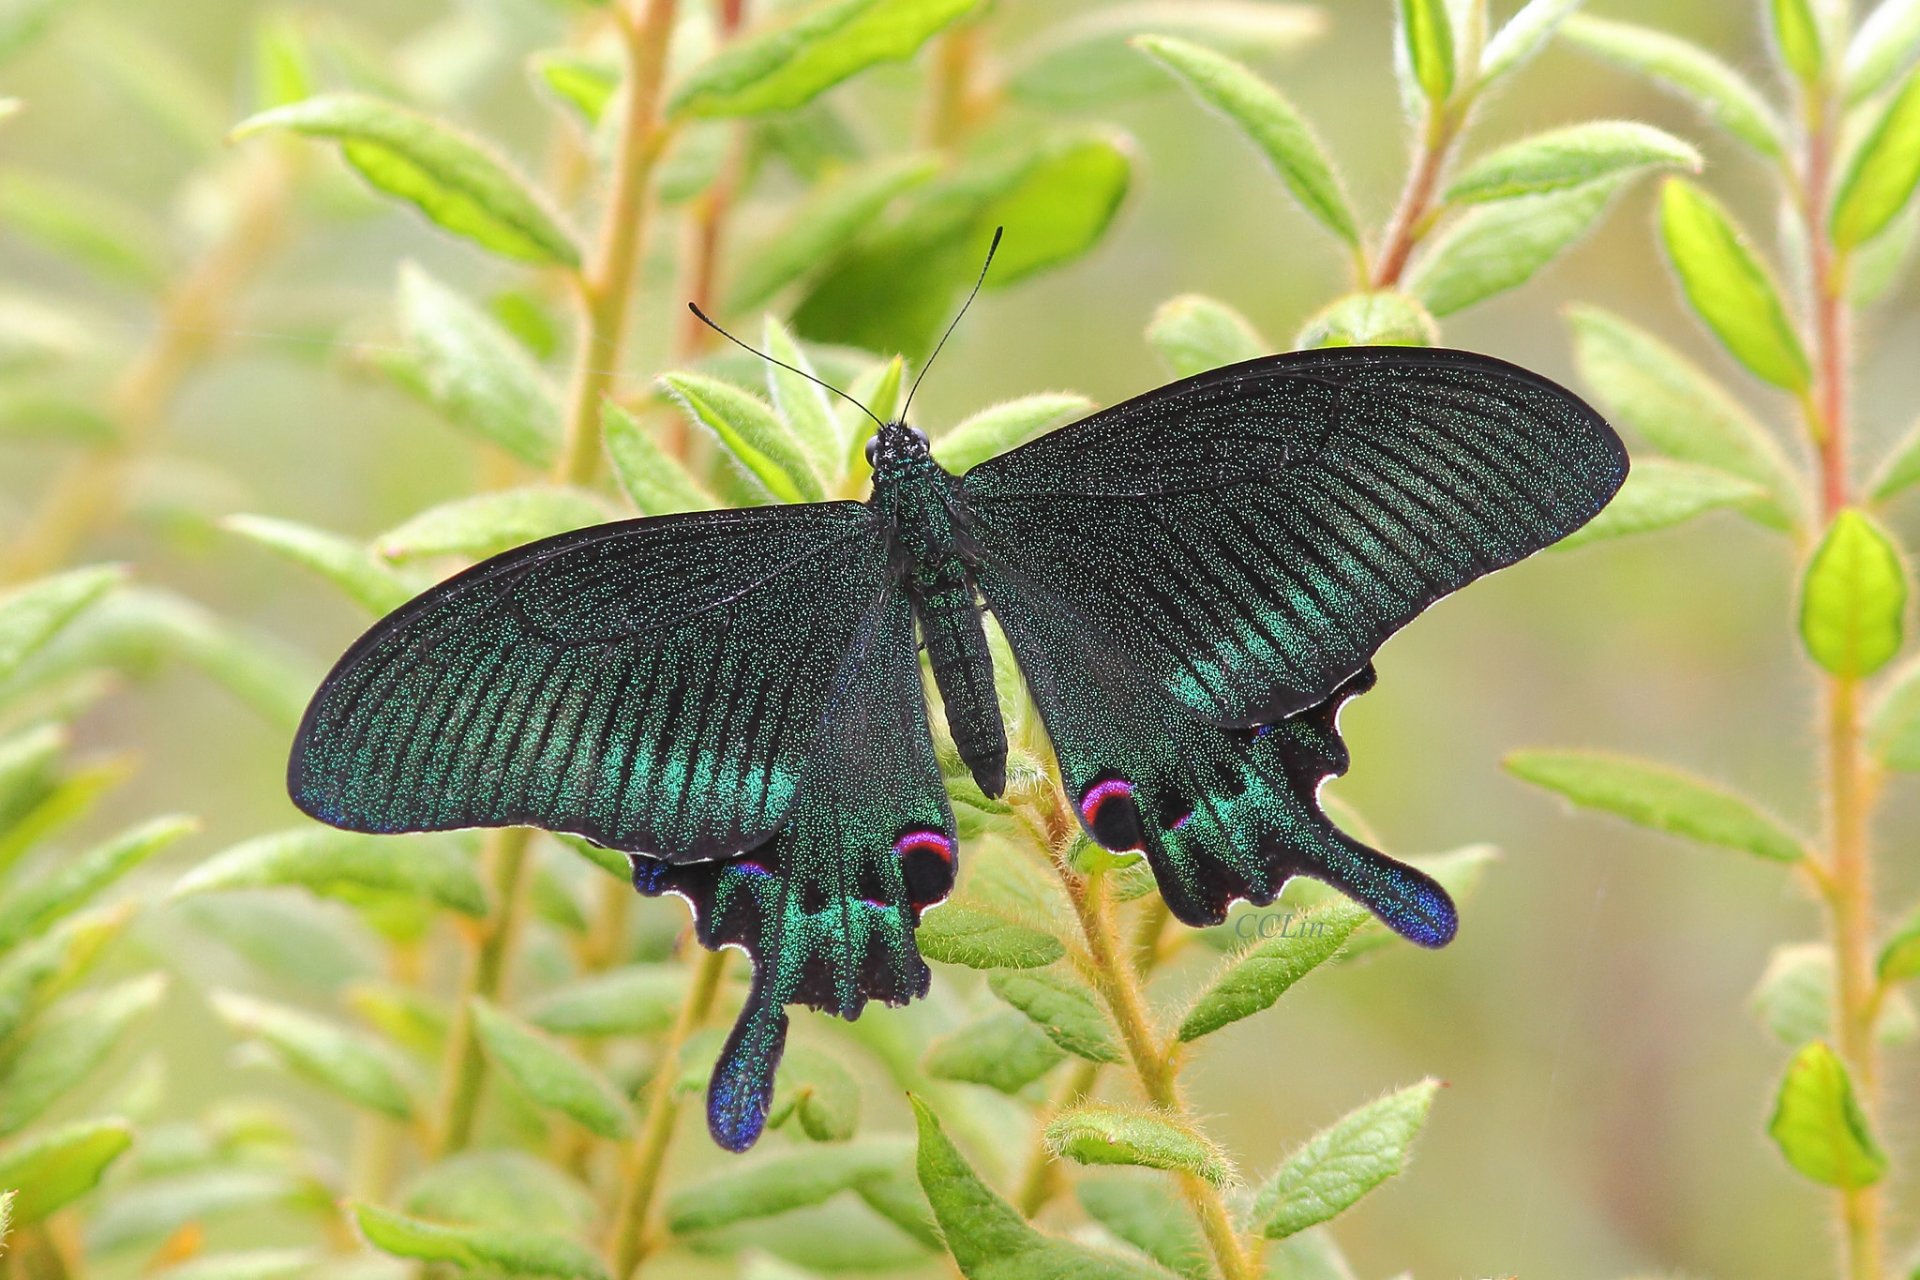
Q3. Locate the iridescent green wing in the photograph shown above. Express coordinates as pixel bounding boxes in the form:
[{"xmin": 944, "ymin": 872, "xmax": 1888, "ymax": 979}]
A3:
[
  {"xmin": 629, "ymin": 583, "xmax": 955, "ymax": 1150},
  {"xmin": 960, "ymin": 346, "xmax": 1627, "ymax": 727},
  {"xmin": 289, "ymin": 503, "xmax": 890, "ymax": 862}
]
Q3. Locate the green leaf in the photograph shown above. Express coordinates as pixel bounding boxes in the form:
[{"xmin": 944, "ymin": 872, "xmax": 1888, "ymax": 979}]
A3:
[
  {"xmin": 470, "ymin": 997, "xmax": 633, "ymax": 1140},
  {"xmin": 917, "ymin": 903, "xmax": 1065, "ymax": 970},
  {"xmin": 233, "ymin": 94, "xmax": 581, "ymax": 267},
  {"xmin": 1562, "ymin": 15, "xmax": 1785, "ymax": 155},
  {"xmin": 402, "ymin": 1150, "xmax": 596, "ymax": 1236},
  {"xmin": 1446, "ymin": 122, "xmax": 1699, "ymax": 204},
  {"xmin": 911, "ymin": 1098, "xmax": 1170, "ymax": 1280},
  {"xmin": 0, "ymin": 1118, "xmax": 132, "ymax": 1226},
  {"xmin": 172, "ymin": 827, "xmax": 488, "ymax": 918},
  {"xmin": 1179, "ymin": 904, "xmax": 1364, "ymax": 1041},
  {"xmin": 396, "ymin": 263, "xmax": 561, "ymax": 467},
  {"xmin": 1846, "ymin": 0, "xmax": 1920, "ymax": 101},
  {"xmin": 1008, "ymin": 2, "xmax": 1325, "ymax": 108},
  {"xmin": 670, "ymin": 0, "xmax": 982, "ymax": 119},
  {"xmin": 211, "ymin": 990, "xmax": 416, "ymax": 1120},
  {"xmin": 346, "ymin": 980, "xmax": 448, "ymax": 1057},
  {"xmin": 1751, "ymin": 943, "xmax": 1839, "ymax": 1046},
  {"xmin": 1479, "ymin": 0, "xmax": 1585, "ymax": 84},
  {"xmin": 932, "ymin": 393, "xmax": 1095, "ymax": 474},
  {"xmin": 1249, "ymin": 1080, "xmax": 1439, "ymax": 1238},
  {"xmin": 376, "ymin": 487, "xmax": 613, "ymax": 561},
  {"xmin": 1045, "ymin": 1104, "xmax": 1232, "ymax": 1185},
  {"xmin": 602, "ymin": 402, "xmax": 716, "ymax": 517},
  {"xmin": 350, "ymin": 1201, "xmax": 610, "ymax": 1280},
  {"xmin": 150, "ymin": 1250, "xmax": 321, "ymax": 1280},
  {"xmin": 1146, "ymin": 294, "xmax": 1266, "ymax": 378},
  {"xmin": 529, "ymin": 49, "xmax": 620, "ymax": 128},
  {"xmin": 1771, "ymin": 0, "xmax": 1827, "ymax": 84},
  {"xmin": 1868, "ymin": 656, "xmax": 1920, "ymax": 766},
  {"xmin": 1294, "ymin": 291, "xmax": 1436, "ymax": 349},
  {"xmin": 1077, "ymin": 1178, "xmax": 1210, "ymax": 1280},
  {"xmin": 0, "ymin": 815, "xmax": 194, "ymax": 953},
  {"xmin": 0, "ymin": 565, "xmax": 124, "ymax": 687},
  {"xmin": 1658, "ymin": 179, "xmax": 1811, "ymax": 393},
  {"xmin": 988, "ymin": 968, "xmax": 1120, "ymax": 1062},
  {"xmin": 922, "ymin": 1010, "xmax": 1066, "ymax": 1094},
  {"xmin": 1767, "ymin": 1041, "xmax": 1886, "ymax": 1188},
  {"xmin": 762, "ymin": 317, "xmax": 846, "ymax": 487},
  {"xmin": 222, "ymin": 515, "xmax": 412, "ymax": 616},
  {"xmin": 1505, "ymin": 749, "xmax": 1807, "ymax": 862},
  {"xmin": 667, "ymin": 1141, "xmax": 908, "ymax": 1233},
  {"xmin": 768, "ymin": 1042, "xmax": 860, "ymax": 1142},
  {"xmin": 0, "ymin": 389, "xmax": 116, "ymax": 446},
  {"xmin": 726, "ymin": 155, "xmax": 940, "ymax": 311},
  {"xmin": 1800, "ymin": 508, "xmax": 1908, "ymax": 677},
  {"xmin": 1407, "ymin": 178, "xmax": 1621, "ymax": 316},
  {"xmin": 659, "ymin": 372, "xmax": 823, "ymax": 504},
  {"xmin": 1397, "ymin": 0, "xmax": 1454, "ymax": 103},
  {"xmin": 526, "ymin": 964, "xmax": 686, "ymax": 1037},
  {"xmin": 1566, "ymin": 306, "xmax": 1801, "ymax": 529},
  {"xmin": 252, "ymin": 11, "xmax": 316, "ymax": 112},
  {"xmin": 1879, "ymin": 903, "xmax": 1920, "ymax": 982},
  {"xmin": 1553, "ymin": 459, "xmax": 1761, "ymax": 550},
  {"xmin": 1132, "ymin": 35, "xmax": 1357, "ymax": 247},
  {"xmin": 0, "ymin": 168, "xmax": 172, "ymax": 287},
  {"xmin": 84, "ymin": 1168, "xmax": 325, "ymax": 1252},
  {"xmin": 0, "ymin": 974, "xmax": 165, "ymax": 1134},
  {"xmin": 1849, "ymin": 204, "xmax": 1919, "ymax": 304},
  {"xmin": 1871, "ymin": 415, "xmax": 1920, "ymax": 504},
  {"xmin": 0, "ymin": 907, "xmax": 130, "ymax": 1044},
  {"xmin": 1833, "ymin": 68, "xmax": 1920, "ymax": 248}
]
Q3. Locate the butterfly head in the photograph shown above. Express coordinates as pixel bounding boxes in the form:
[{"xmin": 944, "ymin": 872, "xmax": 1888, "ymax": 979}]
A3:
[{"xmin": 863, "ymin": 421, "xmax": 932, "ymax": 476}]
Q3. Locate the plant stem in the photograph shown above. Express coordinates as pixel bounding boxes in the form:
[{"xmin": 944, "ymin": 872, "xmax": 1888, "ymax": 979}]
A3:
[
  {"xmin": 1372, "ymin": 105, "xmax": 1459, "ymax": 290},
  {"xmin": 674, "ymin": 0, "xmax": 749, "ymax": 358},
  {"xmin": 558, "ymin": 0, "xmax": 680, "ymax": 486},
  {"xmin": 923, "ymin": 22, "xmax": 983, "ymax": 148},
  {"xmin": 432, "ymin": 826, "xmax": 534, "ymax": 1155},
  {"xmin": 605, "ymin": 945, "xmax": 728, "ymax": 1280}
]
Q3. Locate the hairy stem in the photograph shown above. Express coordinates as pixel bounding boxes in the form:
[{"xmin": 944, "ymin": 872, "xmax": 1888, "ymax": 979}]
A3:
[
  {"xmin": 605, "ymin": 945, "xmax": 728, "ymax": 1280},
  {"xmin": 558, "ymin": 0, "xmax": 680, "ymax": 485},
  {"xmin": 1372, "ymin": 104, "xmax": 1460, "ymax": 290},
  {"xmin": 432, "ymin": 827, "xmax": 534, "ymax": 1155}
]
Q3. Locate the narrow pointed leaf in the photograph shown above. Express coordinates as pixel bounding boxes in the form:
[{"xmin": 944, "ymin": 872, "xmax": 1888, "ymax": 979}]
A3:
[
  {"xmin": 1179, "ymin": 904, "xmax": 1364, "ymax": 1041},
  {"xmin": 1045, "ymin": 1104, "xmax": 1233, "ymax": 1185},
  {"xmin": 1846, "ymin": 0, "xmax": 1920, "ymax": 100},
  {"xmin": 726, "ymin": 155, "xmax": 940, "ymax": 311},
  {"xmin": 1768, "ymin": 1041, "xmax": 1886, "ymax": 1188},
  {"xmin": 1446, "ymin": 121, "xmax": 1699, "ymax": 204},
  {"xmin": 917, "ymin": 903, "xmax": 1065, "ymax": 970},
  {"xmin": 526, "ymin": 964, "xmax": 687, "ymax": 1037},
  {"xmin": 396, "ymin": 263, "xmax": 561, "ymax": 467},
  {"xmin": 934, "ymin": 393, "xmax": 1095, "ymax": 474},
  {"xmin": 0, "ymin": 1118, "xmax": 132, "ymax": 1226},
  {"xmin": 660, "ymin": 372, "xmax": 822, "ymax": 504},
  {"xmin": 1479, "ymin": 0, "xmax": 1585, "ymax": 83},
  {"xmin": 469, "ymin": 997, "xmax": 633, "ymax": 1140},
  {"xmin": 1397, "ymin": 0, "xmax": 1454, "ymax": 102},
  {"xmin": 1146, "ymin": 294, "xmax": 1266, "ymax": 378},
  {"xmin": 0, "ymin": 815, "xmax": 194, "ymax": 952},
  {"xmin": 922, "ymin": 1010, "xmax": 1066, "ymax": 1093},
  {"xmin": 603, "ymin": 402, "xmax": 717, "ymax": 517},
  {"xmin": 376, "ymin": 487, "xmax": 613, "ymax": 562},
  {"xmin": 1771, "ymin": 0, "xmax": 1827, "ymax": 84},
  {"xmin": 211, "ymin": 991, "xmax": 415, "ymax": 1119},
  {"xmin": 1133, "ymin": 36, "xmax": 1358, "ymax": 246},
  {"xmin": 1658, "ymin": 179, "xmax": 1811, "ymax": 392},
  {"xmin": 0, "ymin": 974, "xmax": 164, "ymax": 1134},
  {"xmin": 530, "ymin": 50, "xmax": 619, "ymax": 128},
  {"xmin": 1553, "ymin": 459, "xmax": 1761, "ymax": 549},
  {"xmin": 172, "ymin": 827, "xmax": 487, "ymax": 917},
  {"xmin": 1078, "ymin": 1179, "xmax": 1211, "ymax": 1280},
  {"xmin": 222, "ymin": 516, "xmax": 412, "ymax": 615},
  {"xmin": 989, "ymin": 968, "xmax": 1120, "ymax": 1062},
  {"xmin": 0, "ymin": 907, "xmax": 131, "ymax": 1044},
  {"xmin": 0, "ymin": 168, "xmax": 172, "ymax": 287},
  {"xmin": 1799, "ymin": 508, "xmax": 1908, "ymax": 677},
  {"xmin": 350, "ymin": 1201, "xmax": 609, "ymax": 1280},
  {"xmin": 1250, "ymin": 1080, "xmax": 1439, "ymax": 1238},
  {"xmin": 762, "ymin": 317, "xmax": 845, "ymax": 483},
  {"xmin": 1408, "ymin": 178, "xmax": 1621, "ymax": 316},
  {"xmin": 233, "ymin": 95, "xmax": 580, "ymax": 266},
  {"xmin": 1506, "ymin": 749, "xmax": 1807, "ymax": 861},
  {"xmin": 1563, "ymin": 15, "xmax": 1785, "ymax": 154},
  {"xmin": 1833, "ymin": 68, "xmax": 1920, "ymax": 248},
  {"xmin": 667, "ymin": 1141, "xmax": 908, "ymax": 1233},
  {"xmin": 0, "ymin": 565, "xmax": 125, "ymax": 687}
]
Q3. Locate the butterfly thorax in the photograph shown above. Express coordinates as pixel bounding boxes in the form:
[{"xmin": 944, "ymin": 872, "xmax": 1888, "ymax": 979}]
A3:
[{"xmin": 866, "ymin": 422, "xmax": 1008, "ymax": 798}]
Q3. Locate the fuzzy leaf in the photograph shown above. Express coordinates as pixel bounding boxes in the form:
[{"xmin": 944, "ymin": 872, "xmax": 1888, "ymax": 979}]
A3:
[
  {"xmin": 211, "ymin": 990, "xmax": 415, "ymax": 1119},
  {"xmin": 922, "ymin": 1010, "xmax": 1066, "ymax": 1094},
  {"xmin": 1146, "ymin": 294, "xmax": 1266, "ymax": 378},
  {"xmin": 396, "ymin": 263, "xmax": 561, "ymax": 467},
  {"xmin": 1799, "ymin": 509, "xmax": 1908, "ymax": 677},
  {"xmin": 1751, "ymin": 944, "xmax": 1838, "ymax": 1046},
  {"xmin": 1008, "ymin": 2, "xmax": 1324, "ymax": 108},
  {"xmin": 1658, "ymin": 179, "xmax": 1810, "ymax": 392},
  {"xmin": 0, "ymin": 565, "xmax": 124, "ymax": 687},
  {"xmin": 83, "ymin": 1168, "xmax": 323, "ymax": 1252},
  {"xmin": 1479, "ymin": 0, "xmax": 1585, "ymax": 83},
  {"xmin": 660, "ymin": 372, "xmax": 822, "ymax": 504},
  {"xmin": 768, "ymin": 1042, "xmax": 860, "ymax": 1142},
  {"xmin": 234, "ymin": 95, "xmax": 580, "ymax": 266},
  {"xmin": 726, "ymin": 155, "xmax": 940, "ymax": 311},
  {"xmin": 375, "ymin": 487, "xmax": 612, "ymax": 562},
  {"xmin": 222, "ymin": 515, "xmax": 413, "ymax": 615},
  {"xmin": 1554, "ymin": 459, "xmax": 1760, "ymax": 550},
  {"xmin": 402, "ymin": 1150, "xmax": 596, "ymax": 1236},
  {"xmin": 526, "ymin": 964, "xmax": 686, "ymax": 1037},
  {"xmin": 1851, "ymin": 205, "xmax": 1920, "ymax": 304},
  {"xmin": 1566, "ymin": 306, "xmax": 1800, "ymax": 528},
  {"xmin": 0, "ymin": 815, "xmax": 194, "ymax": 953},
  {"xmin": 1446, "ymin": 121, "xmax": 1699, "ymax": 204},
  {"xmin": 1847, "ymin": 0, "xmax": 1920, "ymax": 100},
  {"xmin": 1771, "ymin": 0, "xmax": 1827, "ymax": 83},
  {"xmin": 0, "ymin": 974, "xmax": 163, "ymax": 1134},
  {"xmin": 1133, "ymin": 36, "xmax": 1357, "ymax": 247},
  {"xmin": 1045, "ymin": 1104, "xmax": 1232, "ymax": 1185},
  {"xmin": 1250, "ymin": 1080, "xmax": 1439, "ymax": 1238},
  {"xmin": 1506, "ymin": 749, "xmax": 1807, "ymax": 862},
  {"xmin": 988, "ymin": 968, "xmax": 1120, "ymax": 1062},
  {"xmin": 933, "ymin": 393, "xmax": 1094, "ymax": 474},
  {"xmin": 1768, "ymin": 1042, "xmax": 1886, "ymax": 1188},
  {"xmin": 917, "ymin": 903, "xmax": 1065, "ymax": 970},
  {"xmin": 1397, "ymin": 0, "xmax": 1454, "ymax": 102},
  {"xmin": 470, "ymin": 997, "xmax": 633, "ymax": 1140},
  {"xmin": 1077, "ymin": 1179, "xmax": 1210, "ymax": 1280},
  {"xmin": 173, "ymin": 827, "xmax": 488, "ymax": 917},
  {"xmin": 602, "ymin": 402, "xmax": 716, "ymax": 517},
  {"xmin": 1833, "ymin": 68, "xmax": 1920, "ymax": 249},
  {"xmin": 0, "ymin": 1118, "xmax": 132, "ymax": 1226},
  {"xmin": 667, "ymin": 1141, "xmax": 908, "ymax": 1233},
  {"xmin": 762, "ymin": 317, "xmax": 846, "ymax": 485},
  {"xmin": 670, "ymin": 0, "xmax": 981, "ymax": 119},
  {"xmin": 1179, "ymin": 904, "xmax": 1364, "ymax": 1041},
  {"xmin": 1408, "ymin": 178, "xmax": 1620, "ymax": 316},
  {"xmin": 350, "ymin": 1201, "xmax": 609, "ymax": 1279},
  {"xmin": 0, "ymin": 168, "xmax": 172, "ymax": 287},
  {"xmin": 1562, "ymin": 15, "xmax": 1784, "ymax": 155},
  {"xmin": 0, "ymin": 907, "xmax": 131, "ymax": 1044},
  {"xmin": 530, "ymin": 50, "xmax": 619, "ymax": 128},
  {"xmin": 1294, "ymin": 291, "xmax": 1436, "ymax": 349}
]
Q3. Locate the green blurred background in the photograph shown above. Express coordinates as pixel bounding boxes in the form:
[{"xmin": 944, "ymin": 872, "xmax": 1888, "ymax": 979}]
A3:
[{"xmin": 4, "ymin": 0, "xmax": 1916, "ymax": 1276}]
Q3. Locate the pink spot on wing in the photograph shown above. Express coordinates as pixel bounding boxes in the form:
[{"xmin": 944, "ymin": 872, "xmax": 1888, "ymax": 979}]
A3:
[
  {"xmin": 1078, "ymin": 778, "xmax": 1135, "ymax": 826},
  {"xmin": 894, "ymin": 830, "xmax": 954, "ymax": 864},
  {"xmin": 1170, "ymin": 810, "xmax": 1193, "ymax": 830}
]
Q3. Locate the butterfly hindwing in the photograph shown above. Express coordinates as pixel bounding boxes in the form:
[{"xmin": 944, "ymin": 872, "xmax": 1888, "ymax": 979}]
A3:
[
  {"xmin": 629, "ymin": 581, "xmax": 955, "ymax": 1150},
  {"xmin": 289, "ymin": 504, "xmax": 890, "ymax": 863},
  {"xmin": 961, "ymin": 346, "xmax": 1627, "ymax": 728}
]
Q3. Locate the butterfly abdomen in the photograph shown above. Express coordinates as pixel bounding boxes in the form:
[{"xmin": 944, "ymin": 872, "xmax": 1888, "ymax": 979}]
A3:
[{"xmin": 916, "ymin": 571, "xmax": 1007, "ymax": 797}]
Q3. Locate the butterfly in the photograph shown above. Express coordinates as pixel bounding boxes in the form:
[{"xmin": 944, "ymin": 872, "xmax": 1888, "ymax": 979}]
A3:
[{"xmin": 288, "ymin": 247, "xmax": 1626, "ymax": 1151}]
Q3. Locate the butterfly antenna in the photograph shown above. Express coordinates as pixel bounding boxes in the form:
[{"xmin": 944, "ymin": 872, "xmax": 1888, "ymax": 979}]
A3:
[
  {"xmin": 685, "ymin": 302, "xmax": 886, "ymax": 432},
  {"xmin": 901, "ymin": 225, "xmax": 1001, "ymax": 424}
]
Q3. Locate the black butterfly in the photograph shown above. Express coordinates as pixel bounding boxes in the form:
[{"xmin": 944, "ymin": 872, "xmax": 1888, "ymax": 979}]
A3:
[{"xmin": 289, "ymin": 256, "xmax": 1625, "ymax": 1151}]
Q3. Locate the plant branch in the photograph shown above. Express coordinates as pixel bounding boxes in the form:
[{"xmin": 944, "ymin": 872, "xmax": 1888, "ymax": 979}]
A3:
[
  {"xmin": 1371, "ymin": 104, "xmax": 1460, "ymax": 290},
  {"xmin": 432, "ymin": 826, "xmax": 534, "ymax": 1155}
]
